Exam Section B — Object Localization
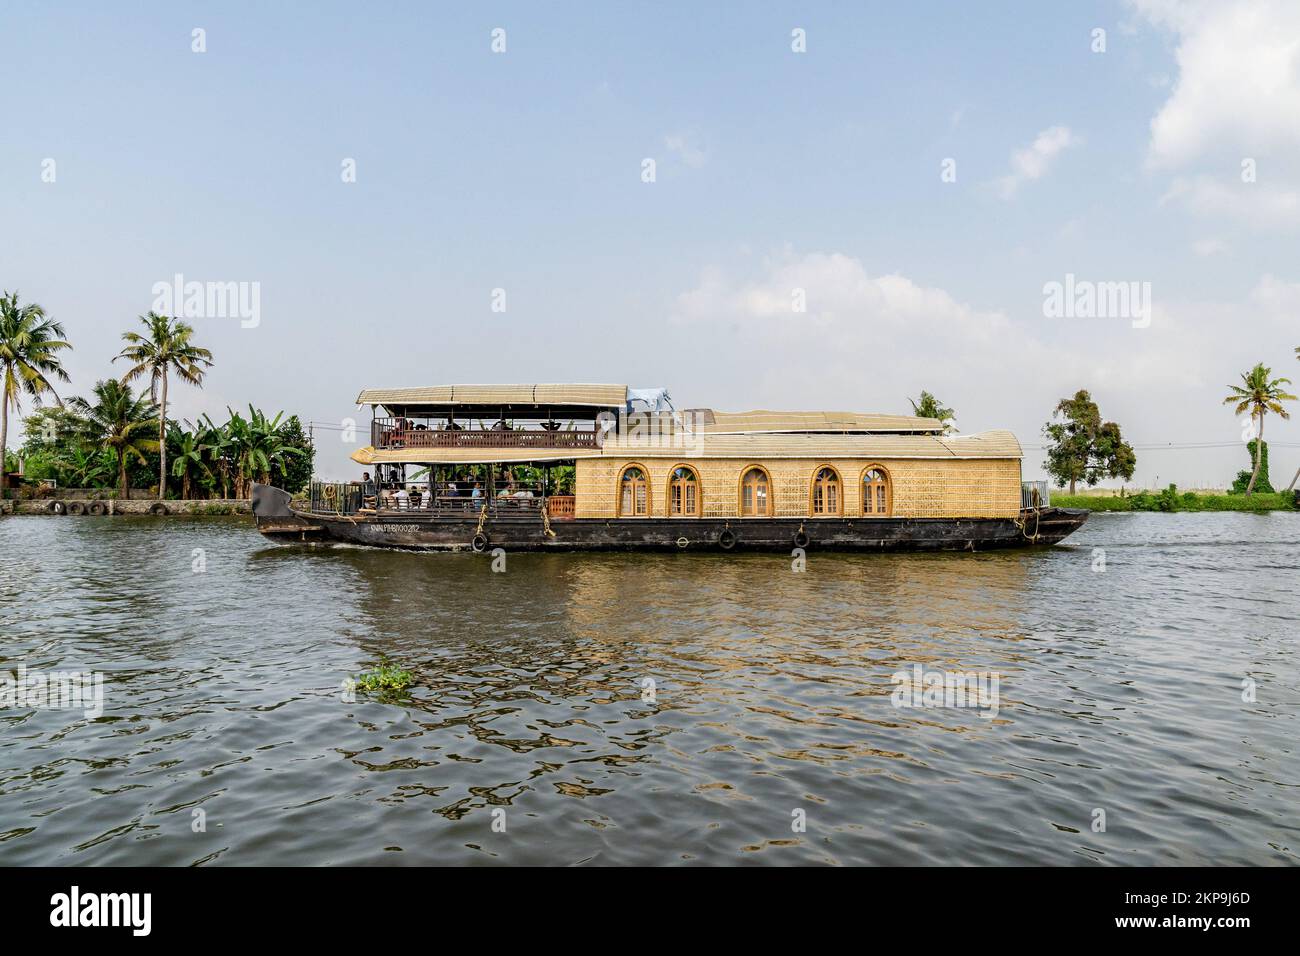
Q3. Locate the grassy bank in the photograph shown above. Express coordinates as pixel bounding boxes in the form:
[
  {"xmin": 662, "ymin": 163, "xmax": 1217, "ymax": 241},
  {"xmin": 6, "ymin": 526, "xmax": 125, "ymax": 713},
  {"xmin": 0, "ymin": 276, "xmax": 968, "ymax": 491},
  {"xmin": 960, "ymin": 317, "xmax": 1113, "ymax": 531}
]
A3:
[{"xmin": 1053, "ymin": 487, "xmax": 1297, "ymax": 512}]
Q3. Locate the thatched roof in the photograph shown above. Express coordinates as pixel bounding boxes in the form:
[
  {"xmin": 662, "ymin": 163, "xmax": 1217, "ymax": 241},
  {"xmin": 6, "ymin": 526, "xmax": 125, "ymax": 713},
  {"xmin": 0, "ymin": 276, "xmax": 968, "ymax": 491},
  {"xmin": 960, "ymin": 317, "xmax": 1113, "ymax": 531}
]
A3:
[
  {"xmin": 693, "ymin": 409, "xmax": 944, "ymax": 433},
  {"xmin": 350, "ymin": 430, "xmax": 1021, "ymax": 465},
  {"xmin": 356, "ymin": 384, "xmax": 628, "ymax": 409}
]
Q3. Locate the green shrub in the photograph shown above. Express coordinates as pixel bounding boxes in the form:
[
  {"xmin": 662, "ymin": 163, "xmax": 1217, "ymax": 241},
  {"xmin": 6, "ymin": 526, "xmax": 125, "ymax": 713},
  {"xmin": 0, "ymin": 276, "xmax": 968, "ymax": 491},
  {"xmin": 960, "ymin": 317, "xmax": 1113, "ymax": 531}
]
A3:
[{"xmin": 1052, "ymin": 489, "xmax": 1296, "ymax": 512}]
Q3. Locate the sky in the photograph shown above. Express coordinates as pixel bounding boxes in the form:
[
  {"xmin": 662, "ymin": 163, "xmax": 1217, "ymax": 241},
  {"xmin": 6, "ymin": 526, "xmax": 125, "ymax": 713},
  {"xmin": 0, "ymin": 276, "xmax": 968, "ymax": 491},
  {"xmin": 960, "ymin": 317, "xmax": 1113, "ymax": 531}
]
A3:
[{"xmin": 2, "ymin": 0, "xmax": 1298, "ymax": 486}]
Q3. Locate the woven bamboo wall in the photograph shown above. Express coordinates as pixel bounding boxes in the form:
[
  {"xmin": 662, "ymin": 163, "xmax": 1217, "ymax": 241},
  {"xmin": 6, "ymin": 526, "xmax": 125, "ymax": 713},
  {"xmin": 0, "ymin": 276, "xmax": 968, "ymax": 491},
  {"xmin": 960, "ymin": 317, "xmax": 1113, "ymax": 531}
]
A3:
[{"xmin": 574, "ymin": 457, "xmax": 1023, "ymax": 519}]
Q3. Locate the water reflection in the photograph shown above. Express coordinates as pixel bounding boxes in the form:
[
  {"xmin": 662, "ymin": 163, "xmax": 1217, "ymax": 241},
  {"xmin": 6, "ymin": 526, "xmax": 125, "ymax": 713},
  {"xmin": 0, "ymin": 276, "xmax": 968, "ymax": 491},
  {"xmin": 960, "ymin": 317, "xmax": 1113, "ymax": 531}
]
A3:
[{"xmin": 1, "ymin": 515, "xmax": 1296, "ymax": 865}]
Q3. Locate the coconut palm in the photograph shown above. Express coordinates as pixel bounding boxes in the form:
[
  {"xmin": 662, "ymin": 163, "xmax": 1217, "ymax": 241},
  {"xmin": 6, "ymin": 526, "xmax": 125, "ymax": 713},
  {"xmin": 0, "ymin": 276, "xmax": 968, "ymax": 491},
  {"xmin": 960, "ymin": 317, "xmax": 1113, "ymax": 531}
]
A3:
[
  {"xmin": 114, "ymin": 313, "xmax": 213, "ymax": 499},
  {"xmin": 909, "ymin": 390, "xmax": 957, "ymax": 434},
  {"xmin": 0, "ymin": 291, "xmax": 72, "ymax": 496},
  {"xmin": 68, "ymin": 380, "xmax": 160, "ymax": 499},
  {"xmin": 1223, "ymin": 363, "xmax": 1296, "ymax": 497}
]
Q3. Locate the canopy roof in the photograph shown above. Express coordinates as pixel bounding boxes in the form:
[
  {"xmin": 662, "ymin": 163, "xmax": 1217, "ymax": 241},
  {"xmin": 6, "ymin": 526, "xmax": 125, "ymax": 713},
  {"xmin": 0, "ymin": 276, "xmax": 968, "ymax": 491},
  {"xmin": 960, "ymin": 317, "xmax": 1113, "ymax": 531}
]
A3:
[{"xmin": 356, "ymin": 383, "xmax": 628, "ymax": 417}]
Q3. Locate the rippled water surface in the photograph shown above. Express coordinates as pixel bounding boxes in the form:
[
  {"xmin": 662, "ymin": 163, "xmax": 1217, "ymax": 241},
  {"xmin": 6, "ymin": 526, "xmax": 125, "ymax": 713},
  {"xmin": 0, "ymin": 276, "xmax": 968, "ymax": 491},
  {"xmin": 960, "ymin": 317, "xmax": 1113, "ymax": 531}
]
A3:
[{"xmin": 1, "ymin": 513, "xmax": 1296, "ymax": 865}]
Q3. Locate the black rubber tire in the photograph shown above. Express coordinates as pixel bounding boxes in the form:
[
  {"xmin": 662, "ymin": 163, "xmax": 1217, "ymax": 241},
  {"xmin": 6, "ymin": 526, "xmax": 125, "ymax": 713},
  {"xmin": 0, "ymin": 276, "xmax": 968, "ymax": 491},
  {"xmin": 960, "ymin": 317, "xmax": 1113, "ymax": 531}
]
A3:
[
  {"xmin": 47, "ymin": 500, "xmax": 66, "ymax": 515},
  {"xmin": 718, "ymin": 529, "xmax": 736, "ymax": 550},
  {"xmin": 470, "ymin": 532, "xmax": 490, "ymax": 553},
  {"xmin": 87, "ymin": 501, "xmax": 107, "ymax": 516},
  {"xmin": 148, "ymin": 502, "xmax": 169, "ymax": 516},
  {"xmin": 793, "ymin": 530, "xmax": 810, "ymax": 549},
  {"xmin": 67, "ymin": 501, "xmax": 86, "ymax": 516}
]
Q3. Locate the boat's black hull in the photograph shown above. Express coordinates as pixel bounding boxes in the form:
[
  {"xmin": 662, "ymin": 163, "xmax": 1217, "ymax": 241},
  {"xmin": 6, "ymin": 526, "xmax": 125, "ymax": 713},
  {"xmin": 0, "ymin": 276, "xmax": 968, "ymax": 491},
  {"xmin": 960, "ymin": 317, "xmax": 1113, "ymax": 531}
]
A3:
[{"xmin": 251, "ymin": 485, "xmax": 1088, "ymax": 552}]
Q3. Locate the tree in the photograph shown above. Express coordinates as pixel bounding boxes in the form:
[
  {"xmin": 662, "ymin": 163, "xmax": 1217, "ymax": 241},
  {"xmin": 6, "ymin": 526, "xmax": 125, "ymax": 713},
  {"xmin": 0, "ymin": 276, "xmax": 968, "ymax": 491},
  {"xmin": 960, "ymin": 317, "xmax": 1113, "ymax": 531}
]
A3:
[
  {"xmin": 0, "ymin": 291, "xmax": 72, "ymax": 495},
  {"xmin": 169, "ymin": 422, "xmax": 212, "ymax": 500},
  {"xmin": 225, "ymin": 406, "xmax": 305, "ymax": 496},
  {"xmin": 275, "ymin": 415, "xmax": 315, "ymax": 494},
  {"xmin": 1231, "ymin": 439, "xmax": 1273, "ymax": 494},
  {"xmin": 1222, "ymin": 363, "xmax": 1294, "ymax": 497},
  {"xmin": 1288, "ymin": 346, "xmax": 1300, "ymax": 493},
  {"xmin": 196, "ymin": 414, "xmax": 235, "ymax": 498},
  {"xmin": 1043, "ymin": 389, "xmax": 1136, "ymax": 494},
  {"xmin": 68, "ymin": 380, "xmax": 160, "ymax": 498},
  {"xmin": 908, "ymin": 390, "xmax": 957, "ymax": 434},
  {"xmin": 115, "ymin": 312, "xmax": 213, "ymax": 499}
]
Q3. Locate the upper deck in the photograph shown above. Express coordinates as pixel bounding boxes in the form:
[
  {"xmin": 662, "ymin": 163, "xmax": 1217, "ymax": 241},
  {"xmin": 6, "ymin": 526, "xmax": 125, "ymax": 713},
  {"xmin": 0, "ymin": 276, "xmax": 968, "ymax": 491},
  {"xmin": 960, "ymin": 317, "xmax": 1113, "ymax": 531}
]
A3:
[{"xmin": 353, "ymin": 382, "xmax": 975, "ymax": 463}]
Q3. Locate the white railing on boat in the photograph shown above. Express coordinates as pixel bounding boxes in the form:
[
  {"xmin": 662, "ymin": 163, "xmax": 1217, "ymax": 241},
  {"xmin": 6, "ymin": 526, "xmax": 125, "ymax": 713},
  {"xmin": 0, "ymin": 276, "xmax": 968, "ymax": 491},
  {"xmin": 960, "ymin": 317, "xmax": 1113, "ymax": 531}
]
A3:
[{"xmin": 1021, "ymin": 480, "xmax": 1049, "ymax": 510}]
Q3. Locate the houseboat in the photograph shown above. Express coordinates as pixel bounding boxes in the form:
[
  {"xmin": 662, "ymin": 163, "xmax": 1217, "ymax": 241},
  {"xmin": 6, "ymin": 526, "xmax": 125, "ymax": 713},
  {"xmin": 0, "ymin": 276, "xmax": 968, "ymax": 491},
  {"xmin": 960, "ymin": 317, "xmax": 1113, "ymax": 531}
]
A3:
[{"xmin": 251, "ymin": 383, "xmax": 1087, "ymax": 551}]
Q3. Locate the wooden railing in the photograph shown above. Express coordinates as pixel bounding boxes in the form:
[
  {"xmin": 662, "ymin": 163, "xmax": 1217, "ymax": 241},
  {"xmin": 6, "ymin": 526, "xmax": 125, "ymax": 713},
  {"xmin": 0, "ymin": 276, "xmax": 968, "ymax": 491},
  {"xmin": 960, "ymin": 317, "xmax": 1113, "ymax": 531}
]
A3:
[
  {"xmin": 547, "ymin": 496, "xmax": 575, "ymax": 519},
  {"xmin": 371, "ymin": 419, "xmax": 599, "ymax": 451}
]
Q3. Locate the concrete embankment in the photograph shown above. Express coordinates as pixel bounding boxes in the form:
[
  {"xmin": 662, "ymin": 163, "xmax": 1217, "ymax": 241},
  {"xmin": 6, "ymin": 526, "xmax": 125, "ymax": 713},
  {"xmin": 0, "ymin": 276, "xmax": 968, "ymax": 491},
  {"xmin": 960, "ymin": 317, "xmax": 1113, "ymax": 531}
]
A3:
[{"xmin": 2, "ymin": 498, "xmax": 251, "ymax": 516}]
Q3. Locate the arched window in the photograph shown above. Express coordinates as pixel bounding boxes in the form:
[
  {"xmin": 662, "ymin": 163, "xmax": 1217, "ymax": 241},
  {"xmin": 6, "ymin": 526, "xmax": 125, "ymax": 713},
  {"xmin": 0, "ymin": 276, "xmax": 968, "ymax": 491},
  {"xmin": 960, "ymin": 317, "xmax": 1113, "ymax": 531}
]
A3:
[
  {"xmin": 862, "ymin": 466, "xmax": 891, "ymax": 515},
  {"xmin": 811, "ymin": 466, "xmax": 841, "ymax": 515},
  {"xmin": 619, "ymin": 465, "xmax": 649, "ymax": 516},
  {"xmin": 740, "ymin": 467, "xmax": 772, "ymax": 517},
  {"xmin": 669, "ymin": 466, "xmax": 700, "ymax": 516}
]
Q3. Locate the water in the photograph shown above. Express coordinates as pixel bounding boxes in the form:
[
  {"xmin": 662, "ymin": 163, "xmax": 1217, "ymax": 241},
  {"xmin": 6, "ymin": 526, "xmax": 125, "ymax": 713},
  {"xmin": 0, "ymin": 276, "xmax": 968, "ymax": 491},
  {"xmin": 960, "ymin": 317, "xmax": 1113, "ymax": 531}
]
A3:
[{"xmin": 0, "ymin": 512, "xmax": 1296, "ymax": 866}]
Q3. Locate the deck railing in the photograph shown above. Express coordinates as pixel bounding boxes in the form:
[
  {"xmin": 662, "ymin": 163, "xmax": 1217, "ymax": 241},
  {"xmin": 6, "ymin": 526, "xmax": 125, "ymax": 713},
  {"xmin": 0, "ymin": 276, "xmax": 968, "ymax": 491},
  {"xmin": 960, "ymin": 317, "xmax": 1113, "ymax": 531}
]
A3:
[
  {"xmin": 311, "ymin": 481, "xmax": 363, "ymax": 514},
  {"xmin": 371, "ymin": 419, "xmax": 599, "ymax": 451},
  {"xmin": 1020, "ymin": 480, "xmax": 1050, "ymax": 510},
  {"xmin": 547, "ymin": 496, "xmax": 575, "ymax": 519}
]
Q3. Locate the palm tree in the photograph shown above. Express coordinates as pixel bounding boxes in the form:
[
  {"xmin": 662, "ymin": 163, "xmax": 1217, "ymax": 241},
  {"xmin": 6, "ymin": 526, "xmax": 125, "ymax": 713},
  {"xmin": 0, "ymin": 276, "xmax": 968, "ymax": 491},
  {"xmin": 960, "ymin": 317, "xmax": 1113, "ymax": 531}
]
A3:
[
  {"xmin": 68, "ymin": 380, "xmax": 160, "ymax": 499},
  {"xmin": 909, "ymin": 390, "xmax": 957, "ymax": 434},
  {"xmin": 114, "ymin": 313, "xmax": 213, "ymax": 499},
  {"xmin": 0, "ymin": 292, "xmax": 72, "ymax": 496},
  {"xmin": 1223, "ymin": 363, "xmax": 1296, "ymax": 497}
]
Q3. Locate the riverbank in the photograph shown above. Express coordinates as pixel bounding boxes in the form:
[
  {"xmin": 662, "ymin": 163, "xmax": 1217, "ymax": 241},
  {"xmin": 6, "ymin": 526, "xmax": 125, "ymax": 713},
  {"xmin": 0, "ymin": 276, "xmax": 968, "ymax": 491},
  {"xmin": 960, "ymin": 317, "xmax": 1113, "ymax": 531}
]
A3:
[
  {"xmin": 1, "ymin": 498, "xmax": 250, "ymax": 516},
  {"xmin": 1052, "ymin": 488, "xmax": 1298, "ymax": 512}
]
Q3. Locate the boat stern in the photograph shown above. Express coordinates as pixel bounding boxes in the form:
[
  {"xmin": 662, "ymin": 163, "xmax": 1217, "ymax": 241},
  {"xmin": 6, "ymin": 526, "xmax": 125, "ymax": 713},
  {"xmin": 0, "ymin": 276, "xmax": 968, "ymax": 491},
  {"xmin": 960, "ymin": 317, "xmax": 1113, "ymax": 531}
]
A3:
[{"xmin": 251, "ymin": 483, "xmax": 329, "ymax": 542}]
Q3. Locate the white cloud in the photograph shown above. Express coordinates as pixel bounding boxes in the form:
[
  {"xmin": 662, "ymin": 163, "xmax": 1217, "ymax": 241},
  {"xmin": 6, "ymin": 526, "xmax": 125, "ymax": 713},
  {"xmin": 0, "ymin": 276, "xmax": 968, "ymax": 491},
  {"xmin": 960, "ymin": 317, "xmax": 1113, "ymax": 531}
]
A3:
[
  {"xmin": 667, "ymin": 248, "xmax": 1300, "ymax": 485},
  {"xmin": 1131, "ymin": 1, "xmax": 1300, "ymax": 228},
  {"xmin": 1131, "ymin": 0, "xmax": 1300, "ymax": 169},
  {"xmin": 664, "ymin": 131, "xmax": 708, "ymax": 169},
  {"xmin": 993, "ymin": 126, "xmax": 1081, "ymax": 199},
  {"xmin": 1162, "ymin": 174, "xmax": 1300, "ymax": 226}
]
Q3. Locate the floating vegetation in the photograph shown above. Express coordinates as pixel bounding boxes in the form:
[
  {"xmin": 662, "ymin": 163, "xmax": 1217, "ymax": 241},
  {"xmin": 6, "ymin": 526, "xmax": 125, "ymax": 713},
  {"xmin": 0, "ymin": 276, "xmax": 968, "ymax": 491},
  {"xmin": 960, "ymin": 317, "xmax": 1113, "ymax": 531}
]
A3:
[{"xmin": 354, "ymin": 664, "xmax": 414, "ymax": 694}]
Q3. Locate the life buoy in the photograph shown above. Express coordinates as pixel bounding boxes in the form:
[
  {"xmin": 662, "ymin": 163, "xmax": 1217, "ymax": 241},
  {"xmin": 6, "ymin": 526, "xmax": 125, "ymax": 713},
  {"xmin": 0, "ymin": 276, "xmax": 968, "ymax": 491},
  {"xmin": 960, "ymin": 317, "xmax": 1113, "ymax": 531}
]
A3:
[
  {"xmin": 148, "ymin": 502, "xmax": 170, "ymax": 516},
  {"xmin": 793, "ymin": 530, "xmax": 810, "ymax": 549},
  {"xmin": 718, "ymin": 529, "xmax": 736, "ymax": 550},
  {"xmin": 68, "ymin": 501, "xmax": 86, "ymax": 515},
  {"xmin": 87, "ymin": 501, "xmax": 107, "ymax": 516},
  {"xmin": 47, "ymin": 500, "xmax": 66, "ymax": 515},
  {"xmin": 470, "ymin": 532, "xmax": 490, "ymax": 553},
  {"xmin": 675, "ymin": 536, "xmax": 689, "ymax": 549}
]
